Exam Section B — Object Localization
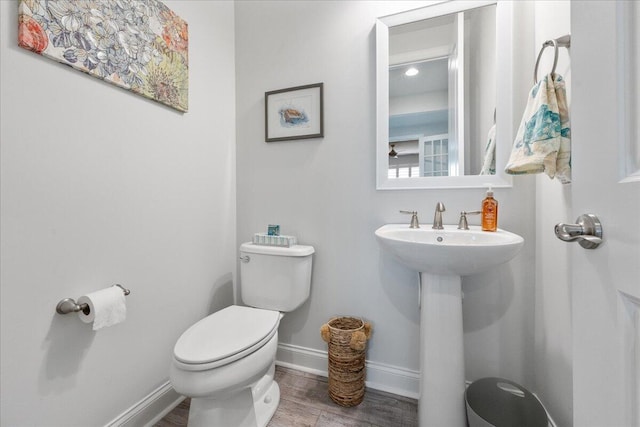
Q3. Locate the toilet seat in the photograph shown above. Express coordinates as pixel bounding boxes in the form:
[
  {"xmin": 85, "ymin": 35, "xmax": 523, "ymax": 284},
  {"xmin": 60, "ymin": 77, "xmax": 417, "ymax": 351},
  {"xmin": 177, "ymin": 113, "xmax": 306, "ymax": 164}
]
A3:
[{"xmin": 173, "ymin": 305, "xmax": 280, "ymax": 371}]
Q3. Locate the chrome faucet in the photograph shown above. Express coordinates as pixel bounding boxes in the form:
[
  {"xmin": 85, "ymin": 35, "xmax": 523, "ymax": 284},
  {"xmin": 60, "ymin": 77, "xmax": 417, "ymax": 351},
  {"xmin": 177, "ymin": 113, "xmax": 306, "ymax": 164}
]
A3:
[
  {"xmin": 432, "ymin": 202, "xmax": 445, "ymax": 229},
  {"xmin": 457, "ymin": 210, "xmax": 481, "ymax": 230}
]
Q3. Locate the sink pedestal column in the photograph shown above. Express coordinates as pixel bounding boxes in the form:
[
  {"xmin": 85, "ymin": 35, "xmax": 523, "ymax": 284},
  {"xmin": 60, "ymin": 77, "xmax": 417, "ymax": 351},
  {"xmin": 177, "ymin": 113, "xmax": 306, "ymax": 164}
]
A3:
[{"xmin": 419, "ymin": 273, "xmax": 466, "ymax": 427}]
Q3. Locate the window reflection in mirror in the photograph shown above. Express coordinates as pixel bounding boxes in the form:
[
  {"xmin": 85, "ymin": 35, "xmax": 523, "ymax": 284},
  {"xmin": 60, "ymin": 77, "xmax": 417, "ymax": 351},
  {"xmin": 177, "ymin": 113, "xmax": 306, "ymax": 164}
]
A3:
[{"xmin": 387, "ymin": 4, "xmax": 496, "ymax": 178}]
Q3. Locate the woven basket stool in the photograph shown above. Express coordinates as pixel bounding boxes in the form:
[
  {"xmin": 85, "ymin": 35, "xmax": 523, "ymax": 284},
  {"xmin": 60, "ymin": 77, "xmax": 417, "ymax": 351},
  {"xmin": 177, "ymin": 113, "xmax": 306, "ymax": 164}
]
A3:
[{"xmin": 320, "ymin": 316, "xmax": 372, "ymax": 407}]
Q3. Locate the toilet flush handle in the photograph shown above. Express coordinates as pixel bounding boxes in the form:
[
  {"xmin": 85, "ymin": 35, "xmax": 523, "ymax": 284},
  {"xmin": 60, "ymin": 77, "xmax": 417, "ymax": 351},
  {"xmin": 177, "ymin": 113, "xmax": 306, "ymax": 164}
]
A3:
[{"xmin": 239, "ymin": 255, "xmax": 251, "ymax": 263}]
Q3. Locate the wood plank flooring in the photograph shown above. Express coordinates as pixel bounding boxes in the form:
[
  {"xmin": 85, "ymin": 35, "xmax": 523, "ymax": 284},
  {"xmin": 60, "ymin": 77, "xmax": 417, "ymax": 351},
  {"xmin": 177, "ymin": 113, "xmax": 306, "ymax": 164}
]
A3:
[{"xmin": 155, "ymin": 366, "xmax": 418, "ymax": 427}]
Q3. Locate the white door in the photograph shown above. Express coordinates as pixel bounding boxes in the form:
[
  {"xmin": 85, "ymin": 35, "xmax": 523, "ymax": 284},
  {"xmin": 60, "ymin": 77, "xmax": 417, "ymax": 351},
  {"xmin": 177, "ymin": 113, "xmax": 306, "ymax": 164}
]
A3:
[{"xmin": 571, "ymin": 2, "xmax": 640, "ymax": 426}]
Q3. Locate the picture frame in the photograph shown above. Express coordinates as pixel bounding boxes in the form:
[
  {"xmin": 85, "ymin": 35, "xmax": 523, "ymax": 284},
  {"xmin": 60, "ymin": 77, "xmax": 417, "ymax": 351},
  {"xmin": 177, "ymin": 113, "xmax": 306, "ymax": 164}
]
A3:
[{"xmin": 265, "ymin": 83, "xmax": 324, "ymax": 142}]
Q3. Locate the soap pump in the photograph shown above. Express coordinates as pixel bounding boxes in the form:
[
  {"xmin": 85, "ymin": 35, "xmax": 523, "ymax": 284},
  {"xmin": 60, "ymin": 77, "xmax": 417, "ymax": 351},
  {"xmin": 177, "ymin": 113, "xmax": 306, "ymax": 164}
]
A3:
[{"xmin": 481, "ymin": 185, "xmax": 498, "ymax": 232}]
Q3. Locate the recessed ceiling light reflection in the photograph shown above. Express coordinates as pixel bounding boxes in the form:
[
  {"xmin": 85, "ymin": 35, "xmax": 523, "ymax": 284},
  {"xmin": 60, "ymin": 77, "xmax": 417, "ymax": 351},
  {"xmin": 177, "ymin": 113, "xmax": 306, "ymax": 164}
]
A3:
[{"xmin": 405, "ymin": 67, "xmax": 419, "ymax": 77}]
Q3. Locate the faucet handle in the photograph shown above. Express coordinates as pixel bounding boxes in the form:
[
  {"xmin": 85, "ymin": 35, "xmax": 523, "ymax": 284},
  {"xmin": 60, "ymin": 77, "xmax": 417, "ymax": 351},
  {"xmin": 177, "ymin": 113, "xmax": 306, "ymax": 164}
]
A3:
[
  {"xmin": 457, "ymin": 210, "xmax": 481, "ymax": 230},
  {"xmin": 399, "ymin": 210, "xmax": 420, "ymax": 228}
]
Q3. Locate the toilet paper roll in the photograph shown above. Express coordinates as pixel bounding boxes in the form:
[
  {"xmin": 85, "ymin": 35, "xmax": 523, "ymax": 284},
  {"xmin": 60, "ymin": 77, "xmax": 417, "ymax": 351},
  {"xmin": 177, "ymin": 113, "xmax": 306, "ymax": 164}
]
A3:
[{"xmin": 77, "ymin": 286, "xmax": 127, "ymax": 331}]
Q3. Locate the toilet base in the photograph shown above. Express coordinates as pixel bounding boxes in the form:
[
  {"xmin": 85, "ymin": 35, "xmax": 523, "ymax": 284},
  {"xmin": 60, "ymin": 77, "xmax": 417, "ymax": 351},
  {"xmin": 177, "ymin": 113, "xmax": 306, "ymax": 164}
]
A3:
[
  {"xmin": 253, "ymin": 372, "xmax": 280, "ymax": 427},
  {"xmin": 187, "ymin": 365, "xmax": 280, "ymax": 427}
]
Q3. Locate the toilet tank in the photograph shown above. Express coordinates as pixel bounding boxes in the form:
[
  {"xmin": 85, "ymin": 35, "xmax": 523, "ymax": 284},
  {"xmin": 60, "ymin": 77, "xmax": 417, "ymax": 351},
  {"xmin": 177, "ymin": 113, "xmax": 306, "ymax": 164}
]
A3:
[{"xmin": 239, "ymin": 242, "xmax": 314, "ymax": 312}]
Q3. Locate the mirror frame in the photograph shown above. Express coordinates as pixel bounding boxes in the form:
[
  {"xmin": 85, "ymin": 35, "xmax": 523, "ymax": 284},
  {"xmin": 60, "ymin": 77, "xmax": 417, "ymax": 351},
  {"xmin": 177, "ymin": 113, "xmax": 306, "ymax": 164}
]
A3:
[{"xmin": 376, "ymin": 0, "xmax": 513, "ymax": 190}]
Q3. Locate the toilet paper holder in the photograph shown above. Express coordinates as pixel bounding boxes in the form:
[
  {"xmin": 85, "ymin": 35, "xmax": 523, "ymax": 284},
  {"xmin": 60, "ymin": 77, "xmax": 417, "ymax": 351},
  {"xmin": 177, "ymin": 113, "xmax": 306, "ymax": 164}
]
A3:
[{"xmin": 56, "ymin": 284, "xmax": 130, "ymax": 315}]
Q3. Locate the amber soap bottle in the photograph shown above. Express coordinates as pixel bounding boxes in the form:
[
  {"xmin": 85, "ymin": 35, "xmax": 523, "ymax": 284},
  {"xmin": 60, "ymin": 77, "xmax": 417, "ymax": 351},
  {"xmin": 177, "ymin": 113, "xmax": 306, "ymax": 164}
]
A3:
[{"xmin": 481, "ymin": 186, "xmax": 498, "ymax": 231}]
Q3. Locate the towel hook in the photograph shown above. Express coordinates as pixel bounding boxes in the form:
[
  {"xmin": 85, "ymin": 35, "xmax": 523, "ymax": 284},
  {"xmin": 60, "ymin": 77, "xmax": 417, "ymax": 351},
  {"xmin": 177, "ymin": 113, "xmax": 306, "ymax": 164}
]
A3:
[{"xmin": 534, "ymin": 35, "xmax": 571, "ymax": 84}]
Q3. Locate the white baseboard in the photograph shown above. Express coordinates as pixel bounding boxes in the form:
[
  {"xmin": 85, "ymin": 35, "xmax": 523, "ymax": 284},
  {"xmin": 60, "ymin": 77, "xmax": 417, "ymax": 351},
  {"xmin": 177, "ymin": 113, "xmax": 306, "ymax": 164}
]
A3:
[
  {"xmin": 104, "ymin": 381, "xmax": 184, "ymax": 427},
  {"xmin": 276, "ymin": 342, "xmax": 420, "ymax": 400}
]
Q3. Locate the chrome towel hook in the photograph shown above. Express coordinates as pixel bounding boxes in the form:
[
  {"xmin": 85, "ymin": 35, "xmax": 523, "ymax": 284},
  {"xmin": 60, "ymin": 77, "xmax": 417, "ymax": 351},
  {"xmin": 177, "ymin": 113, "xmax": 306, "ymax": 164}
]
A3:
[
  {"xmin": 534, "ymin": 35, "xmax": 571, "ymax": 84},
  {"xmin": 56, "ymin": 284, "xmax": 130, "ymax": 315}
]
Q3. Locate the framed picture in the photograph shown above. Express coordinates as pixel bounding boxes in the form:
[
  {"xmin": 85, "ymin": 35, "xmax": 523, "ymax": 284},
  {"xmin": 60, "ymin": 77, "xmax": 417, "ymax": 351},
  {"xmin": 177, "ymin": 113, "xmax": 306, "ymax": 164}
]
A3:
[{"xmin": 265, "ymin": 83, "xmax": 324, "ymax": 142}]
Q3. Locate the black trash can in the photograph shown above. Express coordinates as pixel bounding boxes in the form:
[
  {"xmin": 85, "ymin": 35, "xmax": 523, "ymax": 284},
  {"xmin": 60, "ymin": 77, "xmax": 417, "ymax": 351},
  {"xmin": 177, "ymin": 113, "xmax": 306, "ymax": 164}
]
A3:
[{"xmin": 465, "ymin": 377, "xmax": 548, "ymax": 427}]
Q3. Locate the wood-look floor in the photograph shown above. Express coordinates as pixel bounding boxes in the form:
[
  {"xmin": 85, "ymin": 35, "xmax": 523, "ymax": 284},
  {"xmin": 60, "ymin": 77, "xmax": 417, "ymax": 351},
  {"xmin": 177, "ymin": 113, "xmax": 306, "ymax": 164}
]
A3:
[{"xmin": 155, "ymin": 366, "xmax": 418, "ymax": 427}]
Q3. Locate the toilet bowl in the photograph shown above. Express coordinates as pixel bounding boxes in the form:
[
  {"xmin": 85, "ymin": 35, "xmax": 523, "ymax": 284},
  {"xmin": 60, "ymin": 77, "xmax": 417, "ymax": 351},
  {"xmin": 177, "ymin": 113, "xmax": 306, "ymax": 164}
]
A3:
[
  {"xmin": 170, "ymin": 305, "xmax": 281, "ymax": 427},
  {"xmin": 169, "ymin": 243, "xmax": 314, "ymax": 427}
]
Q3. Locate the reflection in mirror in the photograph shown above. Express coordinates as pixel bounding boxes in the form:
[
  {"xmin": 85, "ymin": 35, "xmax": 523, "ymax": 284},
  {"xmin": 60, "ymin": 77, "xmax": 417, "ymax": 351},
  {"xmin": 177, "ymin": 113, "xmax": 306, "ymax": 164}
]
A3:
[
  {"xmin": 389, "ymin": 56, "xmax": 450, "ymax": 177},
  {"xmin": 376, "ymin": 1, "xmax": 513, "ymax": 189},
  {"xmin": 388, "ymin": 5, "xmax": 495, "ymax": 178}
]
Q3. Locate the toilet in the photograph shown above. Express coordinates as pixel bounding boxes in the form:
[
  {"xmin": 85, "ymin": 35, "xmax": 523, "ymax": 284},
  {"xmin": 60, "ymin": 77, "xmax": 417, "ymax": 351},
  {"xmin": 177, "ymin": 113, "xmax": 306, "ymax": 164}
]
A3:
[{"xmin": 169, "ymin": 242, "xmax": 314, "ymax": 427}]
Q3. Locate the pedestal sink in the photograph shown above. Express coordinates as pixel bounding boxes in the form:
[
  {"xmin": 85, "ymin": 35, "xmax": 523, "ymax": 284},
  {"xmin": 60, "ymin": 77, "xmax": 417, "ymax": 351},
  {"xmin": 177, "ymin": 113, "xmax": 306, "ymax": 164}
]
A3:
[{"xmin": 375, "ymin": 224, "xmax": 524, "ymax": 427}]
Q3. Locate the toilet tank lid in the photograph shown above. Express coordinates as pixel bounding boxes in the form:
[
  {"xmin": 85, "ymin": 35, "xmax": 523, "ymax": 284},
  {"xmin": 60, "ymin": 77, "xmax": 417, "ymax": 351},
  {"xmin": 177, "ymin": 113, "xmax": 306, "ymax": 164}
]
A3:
[{"xmin": 240, "ymin": 242, "xmax": 314, "ymax": 256}]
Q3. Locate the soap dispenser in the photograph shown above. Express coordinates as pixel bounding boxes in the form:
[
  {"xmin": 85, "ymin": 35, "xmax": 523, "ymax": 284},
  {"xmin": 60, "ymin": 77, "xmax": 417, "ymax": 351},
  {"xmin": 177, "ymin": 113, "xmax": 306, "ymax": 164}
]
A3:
[{"xmin": 481, "ymin": 186, "xmax": 498, "ymax": 232}]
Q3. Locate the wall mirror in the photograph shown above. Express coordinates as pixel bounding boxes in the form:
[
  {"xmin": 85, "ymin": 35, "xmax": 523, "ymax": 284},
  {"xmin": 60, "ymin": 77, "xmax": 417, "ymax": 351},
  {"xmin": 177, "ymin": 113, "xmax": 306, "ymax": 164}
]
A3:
[{"xmin": 376, "ymin": 1, "xmax": 514, "ymax": 189}]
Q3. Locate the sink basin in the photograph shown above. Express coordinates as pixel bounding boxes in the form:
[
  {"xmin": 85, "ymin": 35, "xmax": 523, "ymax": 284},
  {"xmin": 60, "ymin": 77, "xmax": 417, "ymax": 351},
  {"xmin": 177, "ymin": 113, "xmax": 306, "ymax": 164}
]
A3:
[
  {"xmin": 375, "ymin": 224, "xmax": 524, "ymax": 276},
  {"xmin": 375, "ymin": 223, "xmax": 525, "ymax": 426},
  {"xmin": 376, "ymin": 224, "xmax": 524, "ymax": 427}
]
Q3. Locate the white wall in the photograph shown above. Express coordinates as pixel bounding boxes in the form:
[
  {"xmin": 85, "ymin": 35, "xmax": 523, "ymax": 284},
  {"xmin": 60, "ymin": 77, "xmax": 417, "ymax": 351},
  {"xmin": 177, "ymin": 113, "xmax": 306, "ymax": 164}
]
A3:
[
  {"xmin": 0, "ymin": 1, "xmax": 236, "ymax": 425},
  {"xmin": 532, "ymin": 2, "xmax": 573, "ymax": 426},
  {"xmin": 235, "ymin": 0, "xmax": 537, "ymax": 397}
]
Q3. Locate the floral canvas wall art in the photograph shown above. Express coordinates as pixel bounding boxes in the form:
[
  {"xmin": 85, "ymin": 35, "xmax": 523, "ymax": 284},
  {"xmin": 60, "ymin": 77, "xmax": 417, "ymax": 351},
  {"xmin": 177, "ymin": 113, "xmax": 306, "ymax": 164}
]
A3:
[{"xmin": 18, "ymin": 0, "xmax": 189, "ymax": 112}]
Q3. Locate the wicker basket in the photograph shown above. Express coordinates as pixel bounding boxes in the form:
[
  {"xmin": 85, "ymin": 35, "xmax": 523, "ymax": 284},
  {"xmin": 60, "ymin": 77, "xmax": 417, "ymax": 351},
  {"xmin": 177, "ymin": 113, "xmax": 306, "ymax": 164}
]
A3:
[{"xmin": 320, "ymin": 316, "xmax": 372, "ymax": 407}]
